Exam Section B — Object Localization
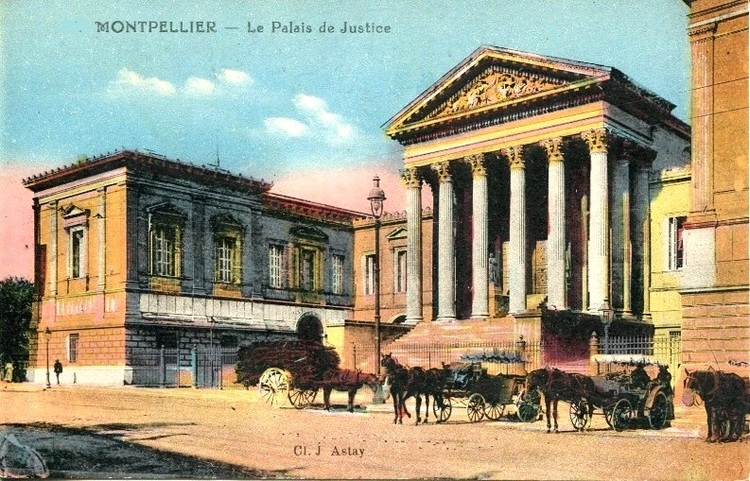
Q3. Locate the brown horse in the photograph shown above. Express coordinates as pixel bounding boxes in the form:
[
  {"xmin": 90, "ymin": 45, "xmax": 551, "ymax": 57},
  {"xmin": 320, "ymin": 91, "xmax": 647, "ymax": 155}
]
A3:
[
  {"xmin": 525, "ymin": 367, "xmax": 596, "ymax": 433},
  {"xmin": 683, "ymin": 368, "xmax": 749, "ymax": 442},
  {"xmin": 321, "ymin": 369, "xmax": 379, "ymax": 413},
  {"xmin": 382, "ymin": 353, "xmax": 443, "ymax": 424}
]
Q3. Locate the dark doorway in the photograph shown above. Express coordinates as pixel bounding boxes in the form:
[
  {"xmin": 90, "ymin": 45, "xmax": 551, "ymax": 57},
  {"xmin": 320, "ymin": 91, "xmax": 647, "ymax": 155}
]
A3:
[{"xmin": 297, "ymin": 315, "xmax": 323, "ymax": 342}]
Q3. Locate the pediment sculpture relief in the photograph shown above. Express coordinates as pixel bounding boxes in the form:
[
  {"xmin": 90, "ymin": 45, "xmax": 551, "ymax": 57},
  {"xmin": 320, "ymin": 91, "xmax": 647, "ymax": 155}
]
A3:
[{"xmin": 430, "ymin": 69, "xmax": 562, "ymax": 120}]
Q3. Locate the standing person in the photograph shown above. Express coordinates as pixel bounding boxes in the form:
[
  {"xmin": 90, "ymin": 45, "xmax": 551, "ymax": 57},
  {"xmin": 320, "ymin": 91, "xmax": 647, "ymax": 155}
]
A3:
[{"xmin": 53, "ymin": 360, "xmax": 63, "ymax": 385}]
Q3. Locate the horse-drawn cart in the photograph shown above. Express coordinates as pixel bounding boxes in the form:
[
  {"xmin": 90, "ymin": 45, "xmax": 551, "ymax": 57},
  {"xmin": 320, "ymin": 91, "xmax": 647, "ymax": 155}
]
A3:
[
  {"xmin": 236, "ymin": 339, "xmax": 377, "ymax": 411},
  {"xmin": 433, "ymin": 360, "xmax": 540, "ymax": 423},
  {"xmin": 569, "ymin": 364, "xmax": 674, "ymax": 432}
]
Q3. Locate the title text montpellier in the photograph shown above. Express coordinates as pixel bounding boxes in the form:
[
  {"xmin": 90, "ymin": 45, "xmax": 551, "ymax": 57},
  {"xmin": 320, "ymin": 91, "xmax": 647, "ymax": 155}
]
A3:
[{"xmin": 95, "ymin": 21, "xmax": 217, "ymax": 33}]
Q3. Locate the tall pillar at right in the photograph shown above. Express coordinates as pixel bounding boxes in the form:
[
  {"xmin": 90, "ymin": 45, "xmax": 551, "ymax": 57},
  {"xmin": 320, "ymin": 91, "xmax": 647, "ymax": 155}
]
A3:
[
  {"xmin": 542, "ymin": 137, "xmax": 566, "ymax": 309},
  {"xmin": 401, "ymin": 167, "xmax": 423, "ymax": 324},
  {"xmin": 505, "ymin": 146, "xmax": 527, "ymax": 314},
  {"xmin": 631, "ymin": 157, "xmax": 652, "ymax": 318},
  {"xmin": 582, "ymin": 129, "xmax": 610, "ymax": 312}
]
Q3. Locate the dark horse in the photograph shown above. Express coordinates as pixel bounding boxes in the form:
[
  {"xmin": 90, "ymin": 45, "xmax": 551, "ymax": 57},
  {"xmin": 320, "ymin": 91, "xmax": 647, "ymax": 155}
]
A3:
[
  {"xmin": 525, "ymin": 367, "xmax": 596, "ymax": 433},
  {"xmin": 380, "ymin": 353, "xmax": 447, "ymax": 424},
  {"xmin": 683, "ymin": 368, "xmax": 749, "ymax": 442},
  {"xmin": 321, "ymin": 368, "xmax": 379, "ymax": 413}
]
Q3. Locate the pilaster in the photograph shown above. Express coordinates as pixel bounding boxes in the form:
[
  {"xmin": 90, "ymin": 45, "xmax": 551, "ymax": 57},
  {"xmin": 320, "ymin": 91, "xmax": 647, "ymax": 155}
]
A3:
[{"xmin": 48, "ymin": 201, "xmax": 58, "ymax": 296}]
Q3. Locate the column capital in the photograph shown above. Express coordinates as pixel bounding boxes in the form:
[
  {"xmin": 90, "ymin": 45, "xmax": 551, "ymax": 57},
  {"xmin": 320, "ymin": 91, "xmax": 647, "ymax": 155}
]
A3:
[
  {"xmin": 400, "ymin": 167, "xmax": 422, "ymax": 189},
  {"xmin": 620, "ymin": 140, "xmax": 657, "ymax": 167},
  {"xmin": 464, "ymin": 153, "xmax": 487, "ymax": 177},
  {"xmin": 581, "ymin": 128, "xmax": 610, "ymax": 154},
  {"xmin": 431, "ymin": 161, "xmax": 453, "ymax": 183},
  {"xmin": 540, "ymin": 137, "xmax": 564, "ymax": 164},
  {"xmin": 503, "ymin": 145, "xmax": 525, "ymax": 170},
  {"xmin": 688, "ymin": 22, "xmax": 716, "ymax": 42}
]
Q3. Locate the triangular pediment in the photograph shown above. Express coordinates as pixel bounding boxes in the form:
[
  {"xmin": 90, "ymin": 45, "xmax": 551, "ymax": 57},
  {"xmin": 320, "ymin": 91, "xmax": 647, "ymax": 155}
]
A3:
[
  {"xmin": 384, "ymin": 46, "xmax": 613, "ymax": 139},
  {"xmin": 386, "ymin": 227, "xmax": 408, "ymax": 241},
  {"xmin": 61, "ymin": 204, "xmax": 88, "ymax": 219}
]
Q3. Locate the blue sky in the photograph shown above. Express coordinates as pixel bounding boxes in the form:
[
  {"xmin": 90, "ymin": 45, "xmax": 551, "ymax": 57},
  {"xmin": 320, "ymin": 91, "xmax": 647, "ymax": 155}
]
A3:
[{"xmin": 1, "ymin": 0, "xmax": 690, "ymax": 181}]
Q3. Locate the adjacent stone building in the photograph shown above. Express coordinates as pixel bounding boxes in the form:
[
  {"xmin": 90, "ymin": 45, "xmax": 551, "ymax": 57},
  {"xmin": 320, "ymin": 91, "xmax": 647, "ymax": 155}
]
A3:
[{"xmin": 24, "ymin": 151, "xmax": 362, "ymax": 385}]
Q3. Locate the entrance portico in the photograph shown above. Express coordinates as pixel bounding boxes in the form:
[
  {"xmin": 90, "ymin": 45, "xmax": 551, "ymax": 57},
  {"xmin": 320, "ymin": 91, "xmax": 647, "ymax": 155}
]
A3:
[{"xmin": 387, "ymin": 46, "xmax": 677, "ymax": 328}]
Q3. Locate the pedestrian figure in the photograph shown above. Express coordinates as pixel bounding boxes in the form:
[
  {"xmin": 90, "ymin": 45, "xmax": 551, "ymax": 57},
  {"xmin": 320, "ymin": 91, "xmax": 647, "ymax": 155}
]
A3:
[{"xmin": 53, "ymin": 360, "xmax": 63, "ymax": 385}]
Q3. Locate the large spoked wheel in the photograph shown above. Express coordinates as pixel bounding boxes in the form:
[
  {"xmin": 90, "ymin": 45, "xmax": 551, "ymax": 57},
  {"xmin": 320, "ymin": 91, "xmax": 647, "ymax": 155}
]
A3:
[
  {"xmin": 569, "ymin": 398, "xmax": 590, "ymax": 431},
  {"xmin": 433, "ymin": 396, "xmax": 452, "ymax": 423},
  {"xmin": 484, "ymin": 400, "xmax": 505, "ymax": 421},
  {"xmin": 611, "ymin": 398, "xmax": 633, "ymax": 432},
  {"xmin": 288, "ymin": 387, "xmax": 317, "ymax": 409},
  {"xmin": 603, "ymin": 405, "xmax": 614, "ymax": 428},
  {"xmin": 647, "ymin": 391, "xmax": 669, "ymax": 430},
  {"xmin": 467, "ymin": 393, "xmax": 486, "ymax": 423},
  {"xmin": 517, "ymin": 389, "xmax": 541, "ymax": 423},
  {"xmin": 258, "ymin": 367, "xmax": 290, "ymax": 406}
]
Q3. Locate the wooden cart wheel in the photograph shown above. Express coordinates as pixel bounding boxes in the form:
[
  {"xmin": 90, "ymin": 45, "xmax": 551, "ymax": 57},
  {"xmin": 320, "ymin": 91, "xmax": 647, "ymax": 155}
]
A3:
[
  {"xmin": 288, "ymin": 387, "xmax": 316, "ymax": 409},
  {"xmin": 603, "ymin": 405, "xmax": 614, "ymax": 428},
  {"xmin": 647, "ymin": 391, "xmax": 669, "ymax": 430},
  {"xmin": 484, "ymin": 400, "xmax": 505, "ymax": 421},
  {"xmin": 611, "ymin": 398, "xmax": 633, "ymax": 432},
  {"xmin": 569, "ymin": 398, "xmax": 590, "ymax": 431},
  {"xmin": 467, "ymin": 393, "xmax": 485, "ymax": 423},
  {"xmin": 258, "ymin": 367, "xmax": 290, "ymax": 406},
  {"xmin": 516, "ymin": 389, "xmax": 541, "ymax": 423},
  {"xmin": 433, "ymin": 396, "xmax": 452, "ymax": 423}
]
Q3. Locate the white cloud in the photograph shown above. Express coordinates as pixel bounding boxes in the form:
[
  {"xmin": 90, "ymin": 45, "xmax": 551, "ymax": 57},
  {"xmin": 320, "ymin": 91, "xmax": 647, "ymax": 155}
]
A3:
[
  {"xmin": 216, "ymin": 68, "xmax": 253, "ymax": 86},
  {"xmin": 107, "ymin": 68, "xmax": 176, "ymax": 96},
  {"xmin": 268, "ymin": 93, "xmax": 357, "ymax": 144},
  {"xmin": 264, "ymin": 117, "xmax": 309, "ymax": 137},
  {"xmin": 184, "ymin": 77, "xmax": 216, "ymax": 96}
]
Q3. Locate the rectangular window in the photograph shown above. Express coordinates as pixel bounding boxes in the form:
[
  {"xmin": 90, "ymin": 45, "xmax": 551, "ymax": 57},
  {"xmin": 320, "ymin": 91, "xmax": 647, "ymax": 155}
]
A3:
[
  {"xmin": 667, "ymin": 216, "xmax": 686, "ymax": 270},
  {"xmin": 299, "ymin": 248, "xmax": 316, "ymax": 291},
  {"xmin": 269, "ymin": 245, "xmax": 284, "ymax": 288},
  {"xmin": 395, "ymin": 249, "xmax": 407, "ymax": 293},
  {"xmin": 331, "ymin": 254, "xmax": 344, "ymax": 295},
  {"xmin": 215, "ymin": 237, "xmax": 235, "ymax": 283},
  {"xmin": 68, "ymin": 333, "xmax": 79, "ymax": 363},
  {"xmin": 151, "ymin": 226, "xmax": 177, "ymax": 277},
  {"xmin": 364, "ymin": 254, "xmax": 376, "ymax": 295},
  {"xmin": 70, "ymin": 229, "xmax": 85, "ymax": 278}
]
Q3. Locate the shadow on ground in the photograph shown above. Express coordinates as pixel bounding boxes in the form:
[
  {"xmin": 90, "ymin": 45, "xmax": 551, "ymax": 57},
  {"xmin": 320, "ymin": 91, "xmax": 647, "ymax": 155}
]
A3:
[{"xmin": 1, "ymin": 422, "xmax": 289, "ymax": 479}]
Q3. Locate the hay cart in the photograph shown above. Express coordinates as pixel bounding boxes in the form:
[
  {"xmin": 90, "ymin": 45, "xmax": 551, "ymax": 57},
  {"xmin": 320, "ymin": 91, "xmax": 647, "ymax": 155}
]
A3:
[
  {"xmin": 433, "ymin": 354, "xmax": 540, "ymax": 423},
  {"xmin": 235, "ymin": 339, "xmax": 340, "ymax": 408}
]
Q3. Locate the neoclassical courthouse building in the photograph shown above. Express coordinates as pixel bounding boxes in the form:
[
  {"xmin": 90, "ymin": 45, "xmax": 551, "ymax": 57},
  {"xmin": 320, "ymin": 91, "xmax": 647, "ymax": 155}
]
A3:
[{"xmin": 24, "ymin": 1, "xmax": 748, "ymax": 385}]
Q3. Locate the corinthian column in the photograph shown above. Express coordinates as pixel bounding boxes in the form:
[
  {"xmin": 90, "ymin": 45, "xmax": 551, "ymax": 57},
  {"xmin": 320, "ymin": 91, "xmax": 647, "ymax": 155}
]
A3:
[
  {"xmin": 542, "ymin": 138, "xmax": 566, "ymax": 309},
  {"xmin": 611, "ymin": 153, "xmax": 630, "ymax": 313},
  {"xmin": 505, "ymin": 146, "xmax": 526, "ymax": 314},
  {"xmin": 631, "ymin": 158, "xmax": 652, "ymax": 317},
  {"xmin": 582, "ymin": 129, "xmax": 610, "ymax": 312},
  {"xmin": 401, "ymin": 167, "xmax": 423, "ymax": 324},
  {"xmin": 432, "ymin": 161, "xmax": 456, "ymax": 321},
  {"xmin": 466, "ymin": 154, "xmax": 489, "ymax": 319}
]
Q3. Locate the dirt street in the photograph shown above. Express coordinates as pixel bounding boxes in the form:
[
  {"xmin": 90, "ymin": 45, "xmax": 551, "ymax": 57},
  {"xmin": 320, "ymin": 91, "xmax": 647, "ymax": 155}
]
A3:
[{"xmin": 1, "ymin": 384, "xmax": 748, "ymax": 480}]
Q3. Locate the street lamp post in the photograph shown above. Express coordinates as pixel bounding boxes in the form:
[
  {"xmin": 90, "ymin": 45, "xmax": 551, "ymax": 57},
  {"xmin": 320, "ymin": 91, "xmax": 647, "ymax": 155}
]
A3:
[
  {"xmin": 599, "ymin": 300, "xmax": 614, "ymax": 355},
  {"xmin": 44, "ymin": 327, "xmax": 52, "ymax": 388},
  {"xmin": 368, "ymin": 176, "xmax": 386, "ymax": 403}
]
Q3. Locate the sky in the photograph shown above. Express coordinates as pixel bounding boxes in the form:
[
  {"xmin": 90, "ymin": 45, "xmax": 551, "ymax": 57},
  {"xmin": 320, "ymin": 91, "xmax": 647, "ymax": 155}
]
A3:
[{"xmin": 0, "ymin": 0, "xmax": 691, "ymax": 279}]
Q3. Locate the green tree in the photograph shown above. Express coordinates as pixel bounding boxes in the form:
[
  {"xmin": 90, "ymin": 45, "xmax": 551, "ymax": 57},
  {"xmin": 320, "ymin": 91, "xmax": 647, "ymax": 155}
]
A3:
[{"xmin": 0, "ymin": 277, "xmax": 34, "ymax": 380}]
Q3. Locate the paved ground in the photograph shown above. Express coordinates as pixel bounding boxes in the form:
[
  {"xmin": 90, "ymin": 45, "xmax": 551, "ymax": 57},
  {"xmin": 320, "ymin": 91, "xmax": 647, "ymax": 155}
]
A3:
[{"xmin": 1, "ymin": 381, "xmax": 748, "ymax": 480}]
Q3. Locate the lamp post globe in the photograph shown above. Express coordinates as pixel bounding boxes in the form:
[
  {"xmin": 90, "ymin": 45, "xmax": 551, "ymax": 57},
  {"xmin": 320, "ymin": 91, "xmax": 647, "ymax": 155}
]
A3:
[
  {"xmin": 367, "ymin": 176, "xmax": 386, "ymax": 403},
  {"xmin": 599, "ymin": 300, "xmax": 614, "ymax": 355}
]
